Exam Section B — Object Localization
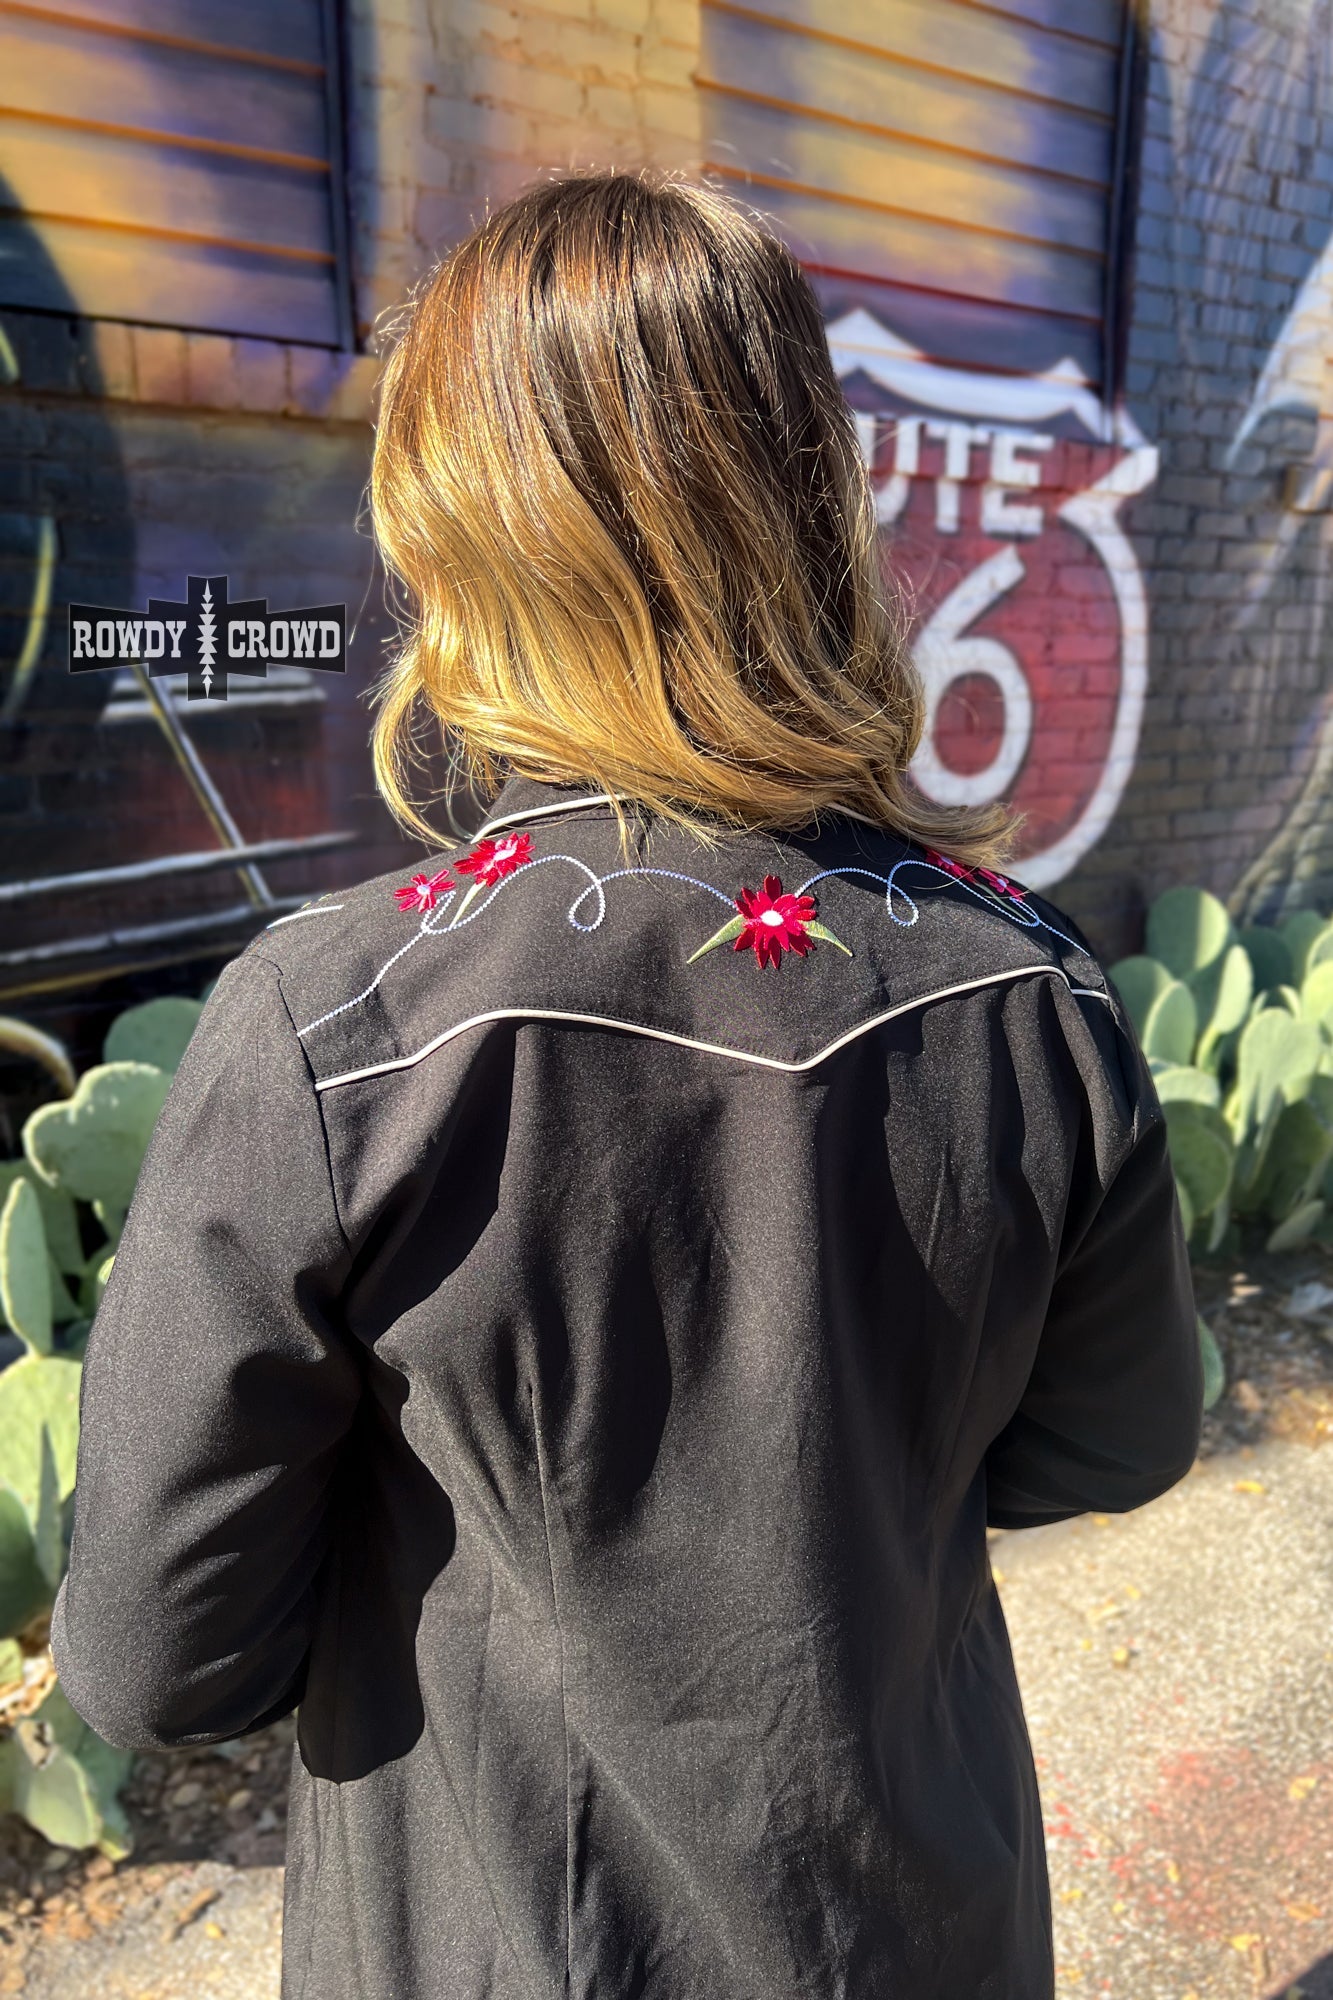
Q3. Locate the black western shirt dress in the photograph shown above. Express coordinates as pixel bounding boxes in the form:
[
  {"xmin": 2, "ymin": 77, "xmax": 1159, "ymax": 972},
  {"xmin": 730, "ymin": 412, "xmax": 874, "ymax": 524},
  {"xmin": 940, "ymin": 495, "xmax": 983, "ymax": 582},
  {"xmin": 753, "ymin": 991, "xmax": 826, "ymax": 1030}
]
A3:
[{"xmin": 53, "ymin": 774, "xmax": 1202, "ymax": 2000}]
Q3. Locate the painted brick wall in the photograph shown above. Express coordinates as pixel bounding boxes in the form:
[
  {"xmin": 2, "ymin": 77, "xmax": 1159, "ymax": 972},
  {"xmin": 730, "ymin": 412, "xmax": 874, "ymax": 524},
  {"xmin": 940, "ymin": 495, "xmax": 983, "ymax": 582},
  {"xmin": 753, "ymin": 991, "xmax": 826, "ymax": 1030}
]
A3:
[
  {"xmin": 343, "ymin": 0, "xmax": 701, "ymax": 341},
  {"xmin": 1061, "ymin": 0, "xmax": 1333, "ymax": 956}
]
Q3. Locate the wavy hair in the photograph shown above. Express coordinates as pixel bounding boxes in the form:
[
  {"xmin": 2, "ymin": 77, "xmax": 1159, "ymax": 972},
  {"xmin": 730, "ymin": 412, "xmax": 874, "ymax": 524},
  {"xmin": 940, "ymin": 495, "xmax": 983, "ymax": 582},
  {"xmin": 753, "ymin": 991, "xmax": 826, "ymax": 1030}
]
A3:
[{"xmin": 369, "ymin": 168, "xmax": 1015, "ymax": 865}]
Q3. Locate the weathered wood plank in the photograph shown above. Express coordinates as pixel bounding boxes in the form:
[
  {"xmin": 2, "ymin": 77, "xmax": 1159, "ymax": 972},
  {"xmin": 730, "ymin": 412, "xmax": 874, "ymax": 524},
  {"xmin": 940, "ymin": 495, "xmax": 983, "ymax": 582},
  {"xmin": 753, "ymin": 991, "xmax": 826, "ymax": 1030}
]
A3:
[
  {"xmin": 0, "ymin": 13, "xmax": 329, "ymax": 162},
  {"xmin": 0, "ymin": 0, "xmax": 325, "ymax": 67},
  {"xmin": 959, "ymin": 0, "xmax": 1124, "ymax": 49},
  {"xmin": 0, "ymin": 217, "xmax": 341, "ymax": 343},
  {"xmin": 717, "ymin": 173, "xmax": 1106, "ymax": 318},
  {"xmin": 699, "ymin": 7, "xmax": 1116, "ymax": 184},
  {"xmin": 703, "ymin": 92, "xmax": 1108, "ymax": 254},
  {"xmin": 807, "ymin": 266, "xmax": 1105, "ymax": 387},
  {"xmin": 0, "ymin": 119, "xmax": 332, "ymax": 257},
  {"xmin": 707, "ymin": 0, "xmax": 1121, "ymax": 115}
]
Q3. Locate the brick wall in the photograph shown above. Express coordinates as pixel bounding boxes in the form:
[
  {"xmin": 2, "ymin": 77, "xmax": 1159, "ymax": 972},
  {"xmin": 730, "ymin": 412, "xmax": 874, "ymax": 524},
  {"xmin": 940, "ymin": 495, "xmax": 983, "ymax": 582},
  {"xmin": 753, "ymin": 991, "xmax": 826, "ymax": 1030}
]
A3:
[
  {"xmin": 1060, "ymin": 0, "xmax": 1333, "ymax": 956},
  {"xmin": 342, "ymin": 0, "xmax": 701, "ymax": 339}
]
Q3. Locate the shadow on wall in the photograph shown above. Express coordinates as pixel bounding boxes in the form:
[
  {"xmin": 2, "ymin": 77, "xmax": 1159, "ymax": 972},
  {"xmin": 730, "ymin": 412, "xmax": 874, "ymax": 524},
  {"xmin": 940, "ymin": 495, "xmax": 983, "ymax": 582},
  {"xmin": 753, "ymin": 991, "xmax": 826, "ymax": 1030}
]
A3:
[{"xmin": 0, "ymin": 172, "xmax": 134, "ymax": 803}]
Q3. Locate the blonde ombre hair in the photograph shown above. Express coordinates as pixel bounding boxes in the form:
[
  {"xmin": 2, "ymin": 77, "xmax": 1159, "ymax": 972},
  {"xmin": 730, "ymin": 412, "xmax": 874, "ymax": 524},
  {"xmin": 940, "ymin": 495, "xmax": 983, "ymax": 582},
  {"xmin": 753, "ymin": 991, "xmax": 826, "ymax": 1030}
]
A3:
[{"xmin": 369, "ymin": 168, "xmax": 1015, "ymax": 866}]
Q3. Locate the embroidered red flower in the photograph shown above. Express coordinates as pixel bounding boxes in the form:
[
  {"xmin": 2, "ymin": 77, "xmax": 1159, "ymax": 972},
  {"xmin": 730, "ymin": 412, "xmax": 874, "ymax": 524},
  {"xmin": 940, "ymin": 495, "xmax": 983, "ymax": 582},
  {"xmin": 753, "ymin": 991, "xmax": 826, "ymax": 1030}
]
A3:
[
  {"xmin": 454, "ymin": 830, "xmax": 534, "ymax": 887},
  {"xmin": 395, "ymin": 869, "xmax": 454, "ymax": 913},
  {"xmin": 925, "ymin": 849, "xmax": 1026, "ymax": 904},
  {"xmin": 687, "ymin": 874, "xmax": 851, "ymax": 969},
  {"xmin": 924, "ymin": 847, "xmax": 972, "ymax": 881},
  {"xmin": 734, "ymin": 875, "xmax": 817, "ymax": 968}
]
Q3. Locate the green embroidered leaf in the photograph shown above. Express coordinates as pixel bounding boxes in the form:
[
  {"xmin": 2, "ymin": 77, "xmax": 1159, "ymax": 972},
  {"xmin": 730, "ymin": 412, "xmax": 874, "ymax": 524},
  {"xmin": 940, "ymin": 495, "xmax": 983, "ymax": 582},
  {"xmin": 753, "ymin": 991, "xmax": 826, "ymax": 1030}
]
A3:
[
  {"xmin": 686, "ymin": 915, "xmax": 746, "ymax": 963},
  {"xmin": 804, "ymin": 921, "xmax": 853, "ymax": 958},
  {"xmin": 448, "ymin": 880, "xmax": 484, "ymax": 927}
]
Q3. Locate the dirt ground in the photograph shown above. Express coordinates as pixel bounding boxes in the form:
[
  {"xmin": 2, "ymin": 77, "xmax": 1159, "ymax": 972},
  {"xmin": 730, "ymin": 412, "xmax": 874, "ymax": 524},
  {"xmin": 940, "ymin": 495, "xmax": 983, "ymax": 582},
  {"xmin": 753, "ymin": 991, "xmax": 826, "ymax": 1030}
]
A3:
[{"xmin": 0, "ymin": 1245, "xmax": 1330, "ymax": 1997}]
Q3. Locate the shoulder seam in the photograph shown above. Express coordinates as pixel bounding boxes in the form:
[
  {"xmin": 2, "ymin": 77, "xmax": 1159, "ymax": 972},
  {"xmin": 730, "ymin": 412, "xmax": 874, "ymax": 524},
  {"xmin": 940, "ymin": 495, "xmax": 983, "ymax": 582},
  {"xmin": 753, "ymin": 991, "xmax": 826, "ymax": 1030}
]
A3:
[{"xmin": 246, "ymin": 948, "xmax": 354, "ymax": 1255}]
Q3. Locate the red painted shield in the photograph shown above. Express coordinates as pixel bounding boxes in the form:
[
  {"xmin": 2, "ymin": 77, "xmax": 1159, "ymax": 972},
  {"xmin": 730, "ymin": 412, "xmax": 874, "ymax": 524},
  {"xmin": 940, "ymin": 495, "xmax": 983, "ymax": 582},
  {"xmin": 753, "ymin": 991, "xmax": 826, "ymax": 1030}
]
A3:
[{"xmin": 829, "ymin": 309, "xmax": 1158, "ymax": 889}]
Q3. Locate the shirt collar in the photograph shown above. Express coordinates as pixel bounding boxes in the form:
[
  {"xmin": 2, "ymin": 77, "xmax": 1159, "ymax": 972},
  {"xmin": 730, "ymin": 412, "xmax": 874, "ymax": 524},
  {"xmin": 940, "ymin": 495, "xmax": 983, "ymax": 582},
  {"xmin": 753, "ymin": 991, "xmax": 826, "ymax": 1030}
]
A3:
[
  {"xmin": 473, "ymin": 772, "xmax": 887, "ymax": 843},
  {"xmin": 474, "ymin": 773, "xmax": 629, "ymax": 840}
]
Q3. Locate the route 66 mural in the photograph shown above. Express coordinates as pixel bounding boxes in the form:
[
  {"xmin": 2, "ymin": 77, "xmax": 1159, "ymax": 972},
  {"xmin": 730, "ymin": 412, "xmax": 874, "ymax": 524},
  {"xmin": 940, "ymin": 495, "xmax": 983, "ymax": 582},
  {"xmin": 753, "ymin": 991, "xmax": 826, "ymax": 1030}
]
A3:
[{"xmin": 830, "ymin": 309, "xmax": 1159, "ymax": 892}]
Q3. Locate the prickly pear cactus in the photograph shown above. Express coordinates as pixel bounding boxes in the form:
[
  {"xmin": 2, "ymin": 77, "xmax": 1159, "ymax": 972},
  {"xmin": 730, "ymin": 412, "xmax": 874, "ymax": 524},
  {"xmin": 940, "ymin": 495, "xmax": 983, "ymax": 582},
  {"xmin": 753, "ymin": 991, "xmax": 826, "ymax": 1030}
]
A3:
[
  {"xmin": 0, "ymin": 1354, "xmax": 80, "ymax": 1521},
  {"xmin": 1164, "ymin": 1102, "xmax": 1232, "ymax": 1239},
  {"xmin": 1146, "ymin": 887, "xmax": 1233, "ymax": 981},
  {"xmin": 0, "ymin": 1163, "xmax": 82, "ymax": 1279},
  {"xmin": 0, "ymin": 1181, "xmax": 52, "ymax": 1357},
  {"xmin": 0, "ymin": 985, "xmax": 219, "ymax": 1861},
  {"xmin": 1195, "ymin": 945, "xmax": 1253, "ymax": 1071},
  {"xmin": 102, "ymin": 997, "xmax": 203, "ymax": 1075},
  {"xmin": 23, "ymin": 1062, "xmax": 171, "ymax": 1217},
  {"xmin": 1237, "ymin": 926, "xmax": 1292, "ymax": 998},
  {"xmin": 1112, "ymin": 893, "xmax": 1333, "ymax": 1252},
  {"xmin": 1108, "ymin": 955, "xmax": 1175, "ymax": 1039},
  {"xmin": 1280, "ymin": 910, "xmax": 1327, "ymax": 986},
  {"xmin": 0, "ymin": 1682, "xmax": 132, "ymax": 1859},
  {"xmin": 1232, "ymin": 1010, "xmax": 1323, "ymax": 1139},
  {"xmin": 1197, "ymin": 1317, "xmax": 1226, "ymax": 1410},
  {"xmin": 1142, "ymin": 981, "xmax": 1198, "ymax": 1067},
  {"xmin": 0, "ymin": 1486, "xmax": 47, "ymax": 1638},
  {"xmin": 1151, "ymin": 1064, "xmax": 1221, "ymax": 1108}
]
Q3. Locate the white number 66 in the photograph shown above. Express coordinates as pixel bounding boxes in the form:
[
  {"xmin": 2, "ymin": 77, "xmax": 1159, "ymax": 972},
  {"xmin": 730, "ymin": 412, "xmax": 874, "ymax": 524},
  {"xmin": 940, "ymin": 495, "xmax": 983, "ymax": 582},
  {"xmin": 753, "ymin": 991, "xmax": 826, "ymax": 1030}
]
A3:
[{"xmin": 910, "ymin": 547, "xmax": 1032, "ymax": 808}]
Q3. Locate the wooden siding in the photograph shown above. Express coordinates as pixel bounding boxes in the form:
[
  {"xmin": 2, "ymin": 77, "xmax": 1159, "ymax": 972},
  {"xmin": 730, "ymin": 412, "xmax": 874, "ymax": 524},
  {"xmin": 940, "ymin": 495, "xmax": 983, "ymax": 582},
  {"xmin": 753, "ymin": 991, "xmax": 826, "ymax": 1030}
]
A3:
[
  {"xmin": 700, "ymin": 0, "xmax": 1128, "ymax": 385},
  {"xmin": 0, "ymin": 0, "xmax": 348, "ymax": 345}
]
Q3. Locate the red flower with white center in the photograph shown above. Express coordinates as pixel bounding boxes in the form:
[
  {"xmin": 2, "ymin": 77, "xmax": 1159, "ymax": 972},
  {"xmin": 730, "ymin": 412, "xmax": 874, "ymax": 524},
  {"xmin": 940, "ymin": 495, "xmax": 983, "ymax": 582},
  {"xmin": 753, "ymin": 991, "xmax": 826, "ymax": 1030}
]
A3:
[
  {"xmin": 734, "ymin": 875, "xmax": 818, "ymax": 969},
  {"xmin": 454, "ymin": 830, "xmax": 534, "ymax": 887},
  {"xmin": 687, "ymin": 873, "xmax": 852, "ymax": 969},
  {"xmin": 924, "ymin": 847, "xmax": 972, "ymax": 881},
  {"xmin": 395, "ymin": 868, "xmax": 454, "ymax": 913}
]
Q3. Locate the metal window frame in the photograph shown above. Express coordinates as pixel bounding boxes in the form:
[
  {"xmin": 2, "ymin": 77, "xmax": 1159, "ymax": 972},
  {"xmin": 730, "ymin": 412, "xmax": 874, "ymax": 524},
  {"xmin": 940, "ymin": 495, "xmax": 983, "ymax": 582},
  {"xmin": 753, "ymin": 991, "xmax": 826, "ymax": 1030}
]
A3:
[
  {"xmin": 321, "ymin": 0, "xmax": 358, "ymax": 353},
  {"xmin": 1103, "ymin": 0, "xmax": 1150, "ymax": 414}
]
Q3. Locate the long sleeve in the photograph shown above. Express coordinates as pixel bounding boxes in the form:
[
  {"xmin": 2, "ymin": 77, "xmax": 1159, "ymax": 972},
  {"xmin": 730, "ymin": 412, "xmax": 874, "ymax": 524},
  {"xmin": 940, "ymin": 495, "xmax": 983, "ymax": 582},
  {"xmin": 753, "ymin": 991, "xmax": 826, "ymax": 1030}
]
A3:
[
  {"xmin": 983, "ymin": 1001, "xmax": 1203, "ymax": 1531},
  {"xmin": 51, "ymin": 949, "xmax": 363, "ymax": 1750}
]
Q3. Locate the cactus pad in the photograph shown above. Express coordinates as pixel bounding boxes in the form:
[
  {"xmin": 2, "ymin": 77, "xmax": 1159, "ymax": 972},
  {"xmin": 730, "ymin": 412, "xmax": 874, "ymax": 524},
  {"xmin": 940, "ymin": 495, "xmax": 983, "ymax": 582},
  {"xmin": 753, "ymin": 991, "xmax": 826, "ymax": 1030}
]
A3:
[
  {"xmin": 0, "ymin": 1486, "xmax": 47, "ymax": 1638},
  {"xmin": 23, "ymin": 1062, "xmax": 171, "ymax": 1214},
  {"xmin": 102, "ymin": 997, "xmax": 203, "ymax": 1075},
  {"xmin": 1164, "ymin": 1102, "xmax": 1233, "ymax": 1225},
  {"xmin": 0, "ymin": 1683, "xmax": 132, "ymax": 1857},
  {"xmin": 0, "ymin": 1180, "xmax": 52, "ymax": 1357},
  {"xmin": 1237, "ymin": 926, "xmax": 1292, "ymax": 998},
  {"xmin": 1146, "ymin": 886, "xmax": 1232, "ymax": 979},
  {"xmin": 1234, "ymin": 1010, "xmax": 1323, "ymax": 1135},
  {"xmin": 0, "ymin": 1356, "xmax": 80, "ymax": 1518},
  {"xmin": 1108, "ymin": 955, "xmax": 1175, "ymax": 1038},
  {"xmin": 1143, "ymin": 981, "xmax": 1199, "ymax": 1066}
]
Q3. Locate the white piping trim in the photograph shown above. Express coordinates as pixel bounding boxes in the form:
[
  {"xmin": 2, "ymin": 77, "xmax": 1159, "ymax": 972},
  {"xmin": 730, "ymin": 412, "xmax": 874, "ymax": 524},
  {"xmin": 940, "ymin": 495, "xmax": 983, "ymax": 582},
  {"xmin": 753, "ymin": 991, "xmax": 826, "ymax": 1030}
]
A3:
[
  {"xmin": 476, "ymin": 793, "xmax": 622, "ymax": 838},
  {"xmin": 478, "ymin": 793, "xmax": 899, "ymax": 840},
  {"xmin": 266, "ymin": 903, "xmax": 345, "ymax": 928},
  {"xmin": 312, "ymin": 961, "xmax": 1109, "ymax": 1092}
]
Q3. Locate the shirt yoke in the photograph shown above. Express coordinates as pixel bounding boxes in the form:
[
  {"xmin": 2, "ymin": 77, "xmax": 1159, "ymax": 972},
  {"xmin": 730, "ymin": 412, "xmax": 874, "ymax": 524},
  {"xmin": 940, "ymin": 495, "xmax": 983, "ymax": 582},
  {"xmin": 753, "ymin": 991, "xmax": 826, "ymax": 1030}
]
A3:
[{"xmin": 239, "ymin": 808, "xmax": 1113, "ymax": 1092}]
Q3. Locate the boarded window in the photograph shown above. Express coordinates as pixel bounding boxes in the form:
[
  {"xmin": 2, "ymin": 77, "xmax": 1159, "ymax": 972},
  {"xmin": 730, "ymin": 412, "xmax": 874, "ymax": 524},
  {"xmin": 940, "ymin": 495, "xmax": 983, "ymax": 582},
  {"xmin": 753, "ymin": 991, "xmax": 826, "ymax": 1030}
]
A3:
[
  {"xmin": 699, "ymin": 0, "xmax": 1131, "ymax": 388},
  {"xmin": 0, "ymin": 0, "xmax": 351, "ymax": 347}
]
